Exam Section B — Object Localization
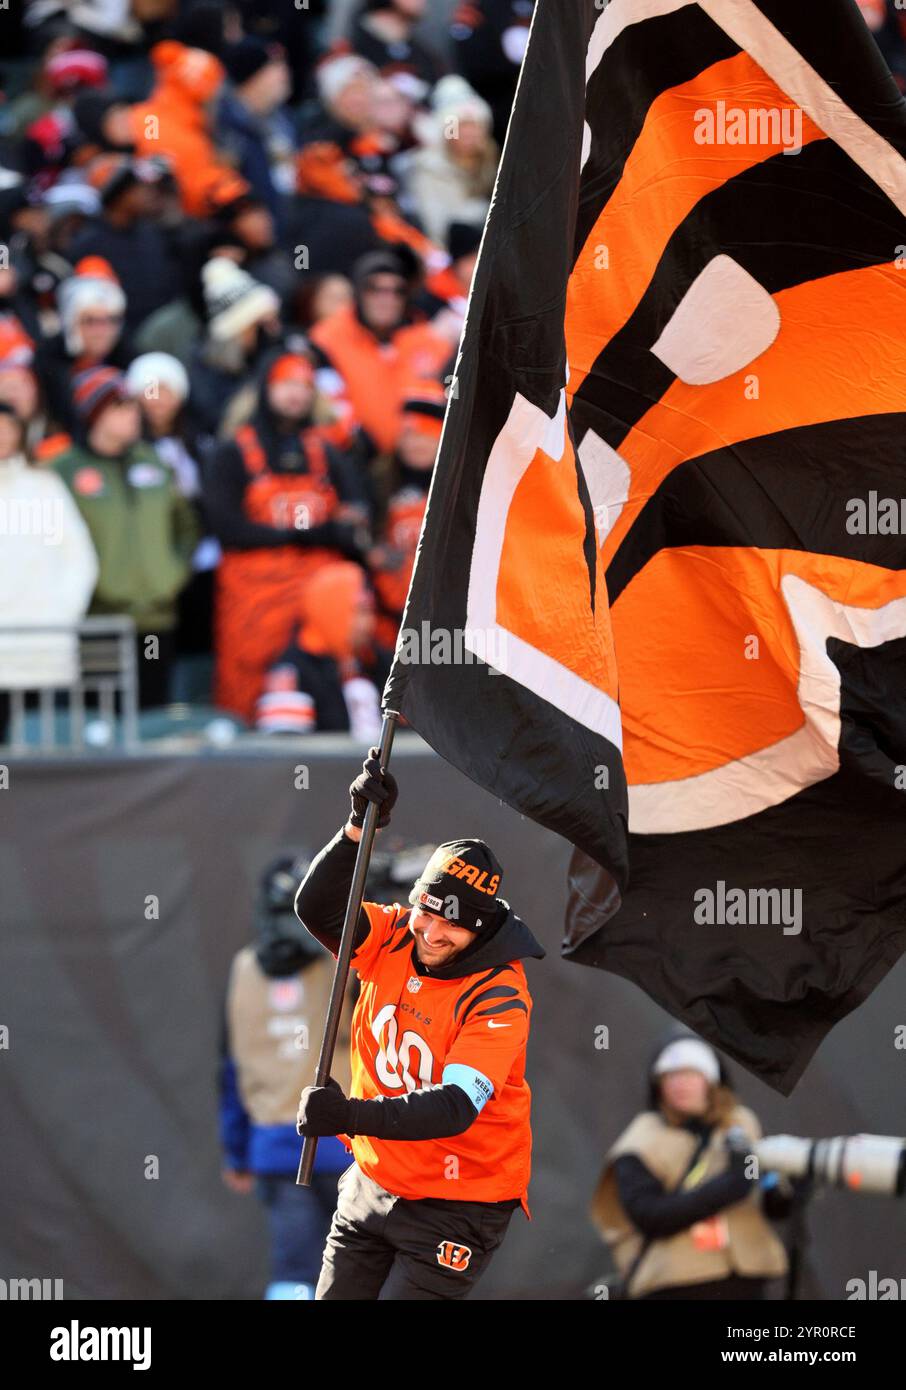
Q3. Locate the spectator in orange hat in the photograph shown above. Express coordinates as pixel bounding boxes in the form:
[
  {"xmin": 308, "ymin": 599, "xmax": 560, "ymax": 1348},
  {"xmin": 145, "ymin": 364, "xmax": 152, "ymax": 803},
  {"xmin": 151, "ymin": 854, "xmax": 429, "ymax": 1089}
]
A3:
[
  {"xmin": 0, "ymin": 312, "xmax": 36, "ymax": 374},
  {"xmin": 41, "ymin": 256, "xmax": 128, "ymax": 429},
  {"xmin": 127, "ymin": 41, "xmax": 234, "ymax": 218},
  {"xmin": 0, "ymin": 324, "xmax": 61, "ymax": 459},
  {"xmin": 371, "ymin": 380, "xmax": 443, "ymax": 649},
  {"xmin": 204, "ymin": 351, "xmax": 374, "ymax": 722},
  {"xmin": 256, "ymin": 561, "xmax": 384, "ymax": 739}
]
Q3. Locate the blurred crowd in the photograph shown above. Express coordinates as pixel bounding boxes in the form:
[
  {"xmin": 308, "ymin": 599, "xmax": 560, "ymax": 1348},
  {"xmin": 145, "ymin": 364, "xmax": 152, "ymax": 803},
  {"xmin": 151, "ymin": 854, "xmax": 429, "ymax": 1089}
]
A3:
[
  {"xmin": 0, "ymin": 0, "xmax": 532, "ymax": 734},
  {"xmin": 0, "ymin": 0, "xmax": 903, "ymax": 739}
]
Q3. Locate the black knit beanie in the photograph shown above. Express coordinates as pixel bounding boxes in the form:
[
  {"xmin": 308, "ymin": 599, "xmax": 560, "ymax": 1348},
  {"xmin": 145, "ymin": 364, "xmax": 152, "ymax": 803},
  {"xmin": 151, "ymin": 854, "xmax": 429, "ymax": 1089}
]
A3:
[{"xmin": 409, "ymin": 839, "xmax": 504, "ymax": 934}]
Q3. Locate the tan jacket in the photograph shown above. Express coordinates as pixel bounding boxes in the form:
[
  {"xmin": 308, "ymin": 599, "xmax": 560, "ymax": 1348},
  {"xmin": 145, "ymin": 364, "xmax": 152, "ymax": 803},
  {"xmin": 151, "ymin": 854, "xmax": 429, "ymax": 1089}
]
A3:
[
  {"xmin": 591, "ymin": 1105, "xmax": 788, "ymax": 1296},
  {"xmin": 226, "ymin": 948, "xmax": 353, "ymax": 1127}
]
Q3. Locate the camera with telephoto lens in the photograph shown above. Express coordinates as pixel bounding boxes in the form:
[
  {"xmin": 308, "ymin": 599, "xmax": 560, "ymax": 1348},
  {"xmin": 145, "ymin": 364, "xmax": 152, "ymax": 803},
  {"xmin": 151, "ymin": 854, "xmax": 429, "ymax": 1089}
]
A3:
[{"xmin": 726, "ymin": 1131, "xmax": 906, "ymax": 1197}]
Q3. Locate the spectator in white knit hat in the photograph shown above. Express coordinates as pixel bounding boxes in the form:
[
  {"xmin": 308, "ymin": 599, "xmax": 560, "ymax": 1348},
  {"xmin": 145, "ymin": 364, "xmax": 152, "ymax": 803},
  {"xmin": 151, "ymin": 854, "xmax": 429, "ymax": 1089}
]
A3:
[
  {"xmin": 405, "ymin": 76, "xmax": 498, "ymax": 246},
  {"xmin": 40, "ymin": 255, "xmax": 128, "ymax": 432},
  {"xmin": 57, "ymin": 257, "xmax": 127, "ymax": 360},
  {"xmin": 126, "ymin": 349, "xmax": 218, "ymax": 680},
  {"xmin": 188, "ymin": 256, "xmax": 282, "ymax": 438},
  {"xmin": 313, "ymin": 54, "xmax": 380, "ymax": 137},
  {"xmin": 294, "ymin": 55, "xmax": 382, "ymax": 201},
  {"xmin": 125, "ymin": 351, "xmax": 197, "ymax": 491}
]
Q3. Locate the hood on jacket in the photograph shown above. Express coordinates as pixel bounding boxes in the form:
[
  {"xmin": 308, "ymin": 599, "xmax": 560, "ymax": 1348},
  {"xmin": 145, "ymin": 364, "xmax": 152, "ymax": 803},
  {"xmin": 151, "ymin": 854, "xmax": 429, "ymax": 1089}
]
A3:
[{"xmin": 150, "ymin": 41, "xmax": 225, "ymax": 107}]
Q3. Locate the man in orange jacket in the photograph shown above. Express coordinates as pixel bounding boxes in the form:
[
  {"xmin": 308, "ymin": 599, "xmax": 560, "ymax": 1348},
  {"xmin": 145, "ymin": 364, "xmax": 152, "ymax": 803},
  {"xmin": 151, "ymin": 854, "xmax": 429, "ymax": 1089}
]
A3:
[
  {"xmin": 309, "ymin": 246, "xmax": 451, "ymax": 458},
  {"xmin": 295, "ymin": 749, "xmax": 544, "ymax": 1300}
]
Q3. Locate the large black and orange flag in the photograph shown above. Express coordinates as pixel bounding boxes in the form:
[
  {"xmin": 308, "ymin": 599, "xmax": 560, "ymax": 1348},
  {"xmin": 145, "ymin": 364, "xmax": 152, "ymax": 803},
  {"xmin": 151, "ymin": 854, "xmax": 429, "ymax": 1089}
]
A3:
[{"xmin": 384, "ymin": 0, "xmax": 906, "ymax": 1093}]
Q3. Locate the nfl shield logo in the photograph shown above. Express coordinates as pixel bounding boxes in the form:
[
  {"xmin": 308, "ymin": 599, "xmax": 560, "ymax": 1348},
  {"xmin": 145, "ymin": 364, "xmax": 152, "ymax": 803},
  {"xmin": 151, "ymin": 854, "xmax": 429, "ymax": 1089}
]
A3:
[{"xmin": 406, "ymin": 977, "xmax": 422, "ymax": 993}]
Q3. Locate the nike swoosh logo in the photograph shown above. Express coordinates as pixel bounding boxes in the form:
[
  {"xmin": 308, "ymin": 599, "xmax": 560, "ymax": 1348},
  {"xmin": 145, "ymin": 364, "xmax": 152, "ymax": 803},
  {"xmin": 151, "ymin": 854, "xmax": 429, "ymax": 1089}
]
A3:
[{"xmin": 487, "ymin": 1020, "xmax": 511, "ymax": 1029}]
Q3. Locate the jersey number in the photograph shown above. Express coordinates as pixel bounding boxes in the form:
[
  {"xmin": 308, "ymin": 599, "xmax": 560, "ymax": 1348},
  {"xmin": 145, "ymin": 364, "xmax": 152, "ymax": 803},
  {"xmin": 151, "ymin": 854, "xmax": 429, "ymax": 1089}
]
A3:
[{"xmin": 371, "ymin": 1004, "xmax": 434, "ymax": 1093}]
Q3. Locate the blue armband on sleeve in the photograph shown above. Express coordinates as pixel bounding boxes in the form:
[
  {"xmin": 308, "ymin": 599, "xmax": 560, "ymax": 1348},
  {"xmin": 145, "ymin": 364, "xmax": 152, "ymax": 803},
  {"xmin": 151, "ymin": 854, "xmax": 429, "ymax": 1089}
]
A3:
[{"xmin": 442, "ymin": 1063, "xmax": 494, "ymax": 1113}]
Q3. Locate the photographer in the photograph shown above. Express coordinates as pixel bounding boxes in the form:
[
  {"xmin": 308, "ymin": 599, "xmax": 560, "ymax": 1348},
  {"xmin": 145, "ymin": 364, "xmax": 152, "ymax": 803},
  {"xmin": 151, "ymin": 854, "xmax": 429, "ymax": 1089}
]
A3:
[
  {"xmin": 219, "ymin": 854, "xmax": 355, "ymax": 1300},
  {"xmin": 591, "ymin": 1031, "xmax": 791, "ymax": 1300}
]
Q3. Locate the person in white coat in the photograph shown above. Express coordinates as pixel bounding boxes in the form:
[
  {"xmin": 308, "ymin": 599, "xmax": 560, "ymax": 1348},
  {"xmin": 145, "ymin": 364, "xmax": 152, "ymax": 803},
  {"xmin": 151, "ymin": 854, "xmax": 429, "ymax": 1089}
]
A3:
[
  {"xmin": 0, "ymin": 403, "xmax": 99, "ymax": 729},
  {"xmin": 404, "ymin": 76, "xmax": 498, "ymax": 248}
]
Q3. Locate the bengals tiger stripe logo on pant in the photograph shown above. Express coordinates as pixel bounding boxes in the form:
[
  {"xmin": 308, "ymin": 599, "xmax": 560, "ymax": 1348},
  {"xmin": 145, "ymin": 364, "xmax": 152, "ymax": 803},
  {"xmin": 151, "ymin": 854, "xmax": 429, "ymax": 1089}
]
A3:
[{"xmin": 436, "ymin": 1241, "xmax": 472, "ymax": 1272}]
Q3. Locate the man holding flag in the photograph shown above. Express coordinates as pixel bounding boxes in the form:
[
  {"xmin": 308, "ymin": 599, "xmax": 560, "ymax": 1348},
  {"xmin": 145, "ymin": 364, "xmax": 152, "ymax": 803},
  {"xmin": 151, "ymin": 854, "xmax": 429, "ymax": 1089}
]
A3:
[
  {"xmin": 376, "ymin": 0, "xmax": 906, "ymax": 1097},
  {"xmin": 294, "ymin": 749, "xmax": 545, "ymax": 1300}
]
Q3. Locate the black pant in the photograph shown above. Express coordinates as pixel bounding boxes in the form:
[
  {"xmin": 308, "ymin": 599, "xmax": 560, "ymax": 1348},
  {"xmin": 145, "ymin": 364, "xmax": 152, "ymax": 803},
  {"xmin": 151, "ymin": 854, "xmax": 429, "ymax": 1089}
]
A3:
[
  {"xmin": 317, "ymin": 1164, "xmax": 519, "ymax": 1301},
  {"xmin": 135, "ymin": 630, "xmax": 175, "ymax": 709}
]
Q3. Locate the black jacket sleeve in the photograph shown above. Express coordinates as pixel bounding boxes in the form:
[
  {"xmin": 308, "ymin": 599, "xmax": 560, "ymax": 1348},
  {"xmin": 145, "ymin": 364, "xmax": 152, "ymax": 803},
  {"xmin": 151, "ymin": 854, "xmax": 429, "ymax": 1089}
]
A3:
[
  {"xmin": 293, "ymin": 827, "xmax": 370, "ymax": 952},
  {"xmin": 613, "ymin": 1153, "xmax": 754, "ymax": 1240},
  {"xmin": 348, "ymin": 1084, "xmax": 478, "ymax": 1141}
]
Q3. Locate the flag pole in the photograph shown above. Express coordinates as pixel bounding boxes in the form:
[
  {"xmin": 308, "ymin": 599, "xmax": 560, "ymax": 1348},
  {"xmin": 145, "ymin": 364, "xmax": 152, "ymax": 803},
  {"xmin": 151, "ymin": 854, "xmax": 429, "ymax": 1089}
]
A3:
[{"xmin": 296, "ymin": 708, "xmax": 400, "ymax": 1186}]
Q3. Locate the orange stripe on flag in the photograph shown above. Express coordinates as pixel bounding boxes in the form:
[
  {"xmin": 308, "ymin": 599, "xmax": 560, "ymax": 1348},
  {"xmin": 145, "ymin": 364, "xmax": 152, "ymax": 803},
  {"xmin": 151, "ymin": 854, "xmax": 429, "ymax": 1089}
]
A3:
[
  {"xmin": 600, "ymin": 262, "xmax": 906, "ymax": 569},
  {"xmin": 565, "ymin": 50, "xmax": 825, "ymax": 398},
  {"xmin": 615, "ymin": 545, "xmax": 906, "ymax": 786},
  {"xmin": 495, "ymin": 426, "xmax": 619, "ymax": 702}
]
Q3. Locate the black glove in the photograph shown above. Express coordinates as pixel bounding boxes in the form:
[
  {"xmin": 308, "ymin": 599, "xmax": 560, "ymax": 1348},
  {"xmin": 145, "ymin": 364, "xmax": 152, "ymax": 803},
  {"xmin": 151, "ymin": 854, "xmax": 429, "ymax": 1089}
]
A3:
[
  {"xmin": 349, "ymin": 746, "xmax": 398, "ymax": 828},
  {"xmin": 725, "ymin": 1129, "xmax": 757, "ymax": 1185},
  {"xmin": 300, "ymin": 518, "xmax": 369, "ymax": 562},
  {"xmin": 296, "ymin": 1077, "xmax": 353, "ymax": 1138}
]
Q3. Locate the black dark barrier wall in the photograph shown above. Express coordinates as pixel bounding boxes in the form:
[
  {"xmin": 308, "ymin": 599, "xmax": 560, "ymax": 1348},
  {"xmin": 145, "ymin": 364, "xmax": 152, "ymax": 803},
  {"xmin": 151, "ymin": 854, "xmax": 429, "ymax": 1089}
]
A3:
[{"xmin": 0, "ymin": 735, "xmax": 904, "ymax": 1300}]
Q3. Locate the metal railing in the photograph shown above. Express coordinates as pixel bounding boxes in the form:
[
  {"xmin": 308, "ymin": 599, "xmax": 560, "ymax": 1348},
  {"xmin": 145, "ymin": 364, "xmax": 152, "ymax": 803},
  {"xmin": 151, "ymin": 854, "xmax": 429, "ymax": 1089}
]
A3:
[{"xmin": 0, "ymin": 617, "xmax": 139, "ymax": 753}]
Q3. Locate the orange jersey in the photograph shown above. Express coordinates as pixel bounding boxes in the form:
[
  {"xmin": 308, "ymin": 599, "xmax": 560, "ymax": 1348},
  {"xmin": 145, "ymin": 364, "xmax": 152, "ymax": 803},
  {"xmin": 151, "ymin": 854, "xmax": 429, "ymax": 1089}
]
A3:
[{"xmin": 339, "ymin": 901, "xmax": 534, "ymax": 1212}]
